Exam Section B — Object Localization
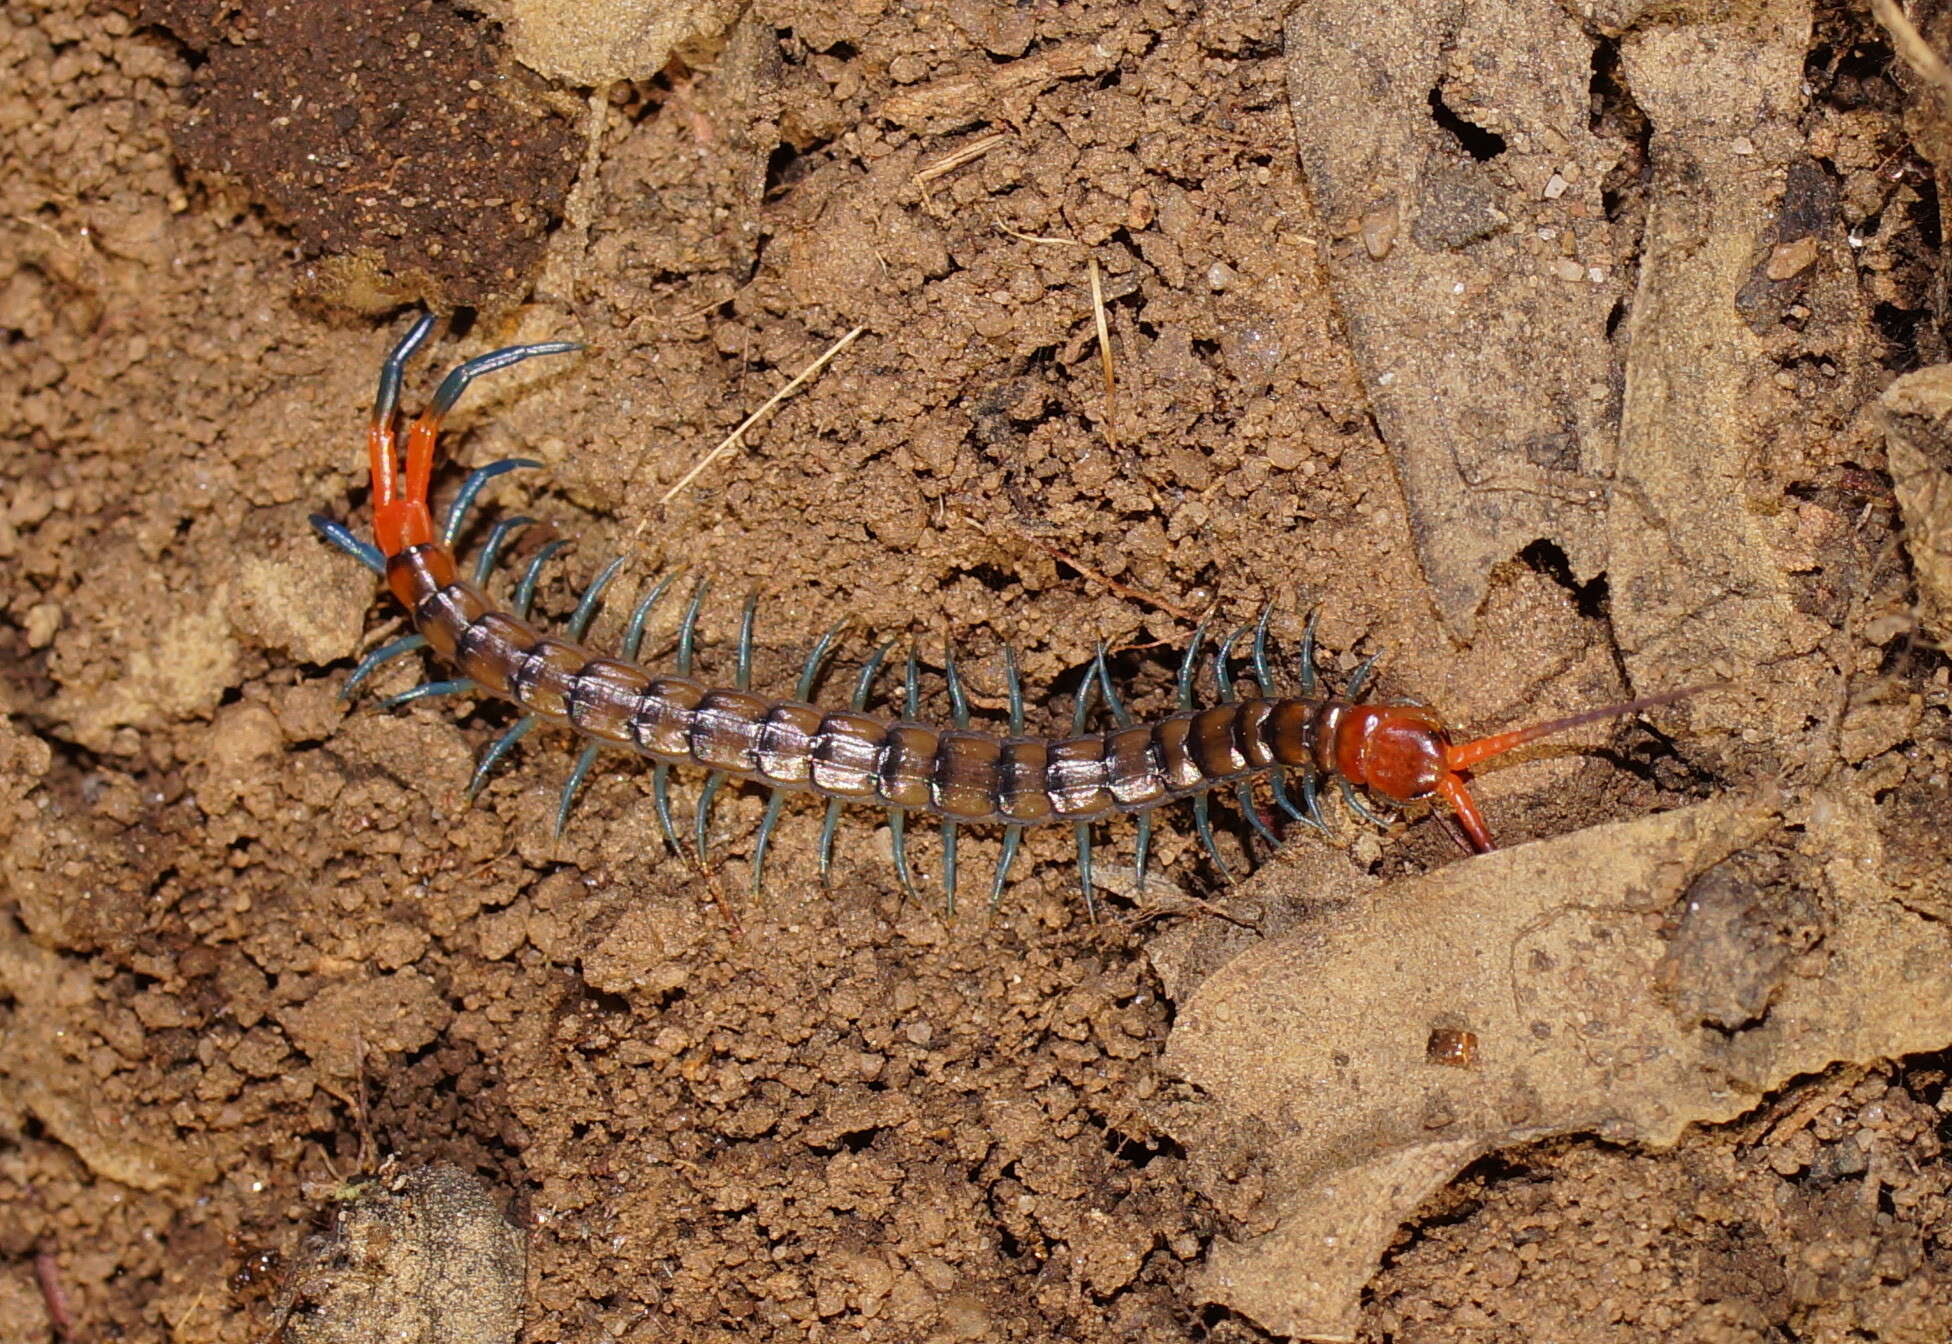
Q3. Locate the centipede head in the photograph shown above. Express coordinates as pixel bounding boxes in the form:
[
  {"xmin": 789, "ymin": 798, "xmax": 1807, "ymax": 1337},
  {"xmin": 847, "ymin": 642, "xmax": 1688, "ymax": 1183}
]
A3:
[{"xmin": 1364, "ymin": 686, "xmax": 1713, "ymax": 854}]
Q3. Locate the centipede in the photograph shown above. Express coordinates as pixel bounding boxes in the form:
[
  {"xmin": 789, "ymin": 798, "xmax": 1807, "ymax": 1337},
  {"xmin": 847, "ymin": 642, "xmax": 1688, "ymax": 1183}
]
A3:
[{"xmin": 312, "ymin": 313, "xmax": 1705, "ymax": 912}]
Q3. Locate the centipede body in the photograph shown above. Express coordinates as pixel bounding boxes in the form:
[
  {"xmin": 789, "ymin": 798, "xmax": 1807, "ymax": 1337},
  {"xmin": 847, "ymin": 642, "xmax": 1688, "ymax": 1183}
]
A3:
[{"xmin": 312, "ymin": 313, "xmax": 1706, "ymax": 909}]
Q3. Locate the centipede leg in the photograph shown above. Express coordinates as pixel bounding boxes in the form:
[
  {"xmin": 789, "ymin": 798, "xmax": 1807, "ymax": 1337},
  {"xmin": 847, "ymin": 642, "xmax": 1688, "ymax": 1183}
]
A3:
[
  {"xmin": 734, "ymin": 593, "xmax": 759, "ymax": 690},
  {"xmin": 1237, "ymin": 780, "xmax": 1280, "ymax": 846},
  {"xmin": 889, "ymin": 808, "xmax": 919, "ymax": 902},
  {"xmin": 310, "ymin": 515, "xmax": 386, "ymax": 576},
  {"xmin": 651, "ymin": 763, "xmax": 682, "ymax": 855},
  {"xmin": 513, "ymin": 540, "xmax": 571, "ymax": 619},
  {"xmin": 469, "ymin": 716, "xmax": 538, "ymax": 799},
  {"xmin": 1133, "ymin": 813, "xmax": 1152, "ymax": 895},
  {"xmin": 1250, "ymin": 603, "xmax": 1278, "ymax": 695},
  {"xmin": 817, "ymin": 800, "xmax": 844, "ymax": 886},
  {"xmin": 441, "ymin": 459, "xmax": 541, "ymax": 547},
  {"xmin": 1345, "ymin": 650, "xmax": 1382, "ymax": 700},
  {"xmin": 990, "ymin": 825, "xmax": 1022, "ymax": 910},
  {"xmin": 1297, "ymin": 609, "xmax": 1320, "ymax": 696},
  {"xmin": 1268, "ymin": 767, "xmax": 1309, "ymax": 824},
  {"xmin": 1300, "ymin": 768, "xmax": 1330, "ymax": 831},
  {"xmin": 555, "ymin": 742, "xmax": 603, "ymax": 838},
  {"xmin": 566, "ymin": 557, "xmax": 629, "ymax": 640},
  {"xmin": 695, "ymin": 772, "xmax": 726, "ymax": 867},
  {"xmin": 342, "ymin": 634, "xmax": 428, "ymax": 699},
  {"xmin": 1191, "ymin": 794, "xmax": 1232, "ymax": 878},
  {"xmin": 382, "ymin": 677, "xmax": 475, "ymax": 709},
  {"xmin": 752, "ymin": 790, "xmax": 786, "ymax": 898},
  {"xmin": 942, "ymin": 822, "xmax": 959, "ymax": 915},
  {"xmin": 1212, "ymin": 626, "xmax": 1248, "ymax": 702},
  {"xmin": 676, "ymin": 578, "xmax": 709, "ymax": 676},
  {"xmin": 1339, "ymin": 776, "xmax": 1393, "ymax": 830},
  {"xmin": 620, "ymin": 573, "xmax": 680, "ymax": 659},
  {"xmin": 473, "ymin": 517, "xmax": 536, "ymax": 585},
  {"xmin": 1074, "ymin": 821, "xmax": 1097, "ymax": 919},
  {"xmin": 1175, "ymin": 621, "xmax": 1209, "ymax": 710}
]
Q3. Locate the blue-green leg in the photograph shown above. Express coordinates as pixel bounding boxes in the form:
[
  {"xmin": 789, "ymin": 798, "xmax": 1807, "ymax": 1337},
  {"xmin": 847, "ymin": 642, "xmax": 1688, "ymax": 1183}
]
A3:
[
  {"xmin": 469, "ymin": 716, "xmax": 538, "ymax": 799},
  {"xmin": 1297, "ymin": 608, "xmax": 1320, "ymax": 696},
  {"xmin": 555, "ymin": 742, "xmax": 603, "ymax": 838},
  {"xmin": 310, "ymin": 516, "xmax": 386, "ymax": 576},
  {"xmin": 343, "ymin": 635, "xmax": 427, "ymax": 699},
  {"xmin": 382, "ymin": 677, "xmax": 474, "ymax": 709},
  {"xmin": 512, "ymin": 539, "xmax": 570, "ymax": 619},
  {"xmin": 442, "ymin": 459, "xmax": 541, "ymax": 546},
  {"xmin": 1192, "ymin": 793, "xmax": 1231, "ymax": 878},
  {"xmin": 473, "ymin": 517, "xmax": 535, "ymax": 584}
]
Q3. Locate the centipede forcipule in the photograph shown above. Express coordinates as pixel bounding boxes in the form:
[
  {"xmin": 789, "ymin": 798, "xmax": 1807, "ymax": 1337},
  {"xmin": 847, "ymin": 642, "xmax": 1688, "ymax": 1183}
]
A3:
[{"xmin": 312, "ymin": 314, "xmax": 1707, "ymax": 912}]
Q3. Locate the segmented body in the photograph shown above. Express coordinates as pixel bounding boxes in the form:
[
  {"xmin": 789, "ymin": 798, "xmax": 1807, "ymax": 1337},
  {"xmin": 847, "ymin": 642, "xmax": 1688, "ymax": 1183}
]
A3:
[
  {"xmin": 392, "ymin": 542, "xmax": 1372, "ymax": 827},
  {"xmin": 314, "ymin": 313, "xmax": 1703, "ymax": 907}
]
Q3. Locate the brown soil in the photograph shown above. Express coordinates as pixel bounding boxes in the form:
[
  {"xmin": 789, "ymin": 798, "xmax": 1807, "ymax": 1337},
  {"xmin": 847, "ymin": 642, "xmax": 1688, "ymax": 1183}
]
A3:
[{"xmin": 1, "ymin": 1, "xmax": 1947, "ymax": 1341}]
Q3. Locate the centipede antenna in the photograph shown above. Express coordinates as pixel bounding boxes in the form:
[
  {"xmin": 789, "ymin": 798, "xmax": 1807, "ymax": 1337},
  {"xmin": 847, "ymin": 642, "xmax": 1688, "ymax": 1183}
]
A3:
[
  {"xmin": 942, "ymin": 821, "xmax": 959, "ymax": 915},
  {"xmin": 752, "ymin": 790, "xmax": 786, "ymax": 898},
  {"xmin": 428, "ymin": 341, "xmax": 582, "ymax": 417},
  {"xmin": 651, "ymin": 763, "xmax": 682, "ymax": 854},
  {"xmin": 310, "ymin": 515, "xmax": 387, "ymax": 576},
  {"xmin": 818, "ymin": 800, "xmax": 844, "ymax": 885},
  {"xmin": 566, "ymin": 557, "xmax": 629, "ymax": 640},
  {"xmin": 797, "ymin": 624, "xmax": 848, "ymax": 701},
  {"xmin": 991, "ymin": 825, "xmax": 1022, "ymax": 910},
  {"xmin": 469, "ymin": 716, "xmax": 537, "ymax": 799},
  {"xmin": 904, "ymin": 648, "xmax": 922, "ymax": 719},
  {"xmin": 1191, "ymin": 794, "xmax": 1232, "ymax": 878},
  {"xmin": 1442, "ymin": 685, "xmax": 1716, "ymax": 773},
  {"xmin": 1175, "ymin": 620, "xmax": 1209, "ymax": 710},
  {"xmin": 342, "ymin": 634, "xmax": 428, "ymax": 699},
  {"xmin": 375, "ymin": 312, "xmax": 439, "ymax": 425},
  {"xmin": 1094, "ymin": 645, "xmax": 1133, "ymax": 727},
  {"xmin": 381, "ymin": 676, "xmax": 474, "ymax": 709},
  {"xmin": 442, "ymin": 458, "xmax": 542, "ymax": 545},
  {"xmin": 695, "ymin": 771, "xmax": 725, "ymax": 865},
  {"xmin": 512, "ymin": 539, "xmax": 570, "ymax": 619},
  {"xmin": 1251, "ymin": 604, "xmax": 1278, "ymax": 696},
  {"xmin": 1003, "ymin": 647, "xmax": 1024, "ymax": 735},
  {"xmin": 944, "ymin": 643, "xmax": 970, "ymax": 729},
  {"xmin": 473, "ymin": 517, "xmax": 535, "ymax": 585},
  {"xmin": 1074, "ymin": 822, "xmax": 1097, "ymax": 919},
  {"xmin": 853, "ymin": 640, "xmax": 896, "ymax": 710},
  {"xmin": 1345, "ymin": 650, "xmax": 1383, "ymax": 701},
  {"xmin": 555, "ymin": 742, "xmax": 603, "ymax": 838},
  {"xmin": 1297, "ymin": 608, "xmax": 1320, "ymax": 696},
  {"xmin": 1339, "ymin": 776, "xmax": 1393, "ymax": 829},
  {"xmin": 1133, "ymin": 813, "xmax": 1152, "ymax": 894},
  {"xmin": 889, "ymin": 808, "xmax": 919, "ymax": 901},
  {"xmin": 676, "ymin": 578, "xmax": 710, "ymax": 676},
  {"xmin": 734, "ymin": 592, "xmax": 759, "ymax": 692},
  {"xmin": 1213, "ymin": 626, "xmax": 1250, "ymax": 704},
  {"xmin": 620, "ymin": 573, "xmax": 679, "ymax": 660},
  {"xmin": 1237, "ymin": 780, "xmax": 1280, "ymax": 846}
]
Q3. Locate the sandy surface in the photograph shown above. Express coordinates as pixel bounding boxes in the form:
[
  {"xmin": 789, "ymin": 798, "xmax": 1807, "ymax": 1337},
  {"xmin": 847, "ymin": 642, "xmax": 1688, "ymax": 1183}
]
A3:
[{"xmin": 1, "ymin": 0, "xmax": 1947, "ymax": 1340}]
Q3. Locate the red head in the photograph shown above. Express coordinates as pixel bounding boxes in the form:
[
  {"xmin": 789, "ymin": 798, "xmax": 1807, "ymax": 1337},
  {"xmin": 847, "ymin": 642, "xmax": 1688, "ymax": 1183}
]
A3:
[{"xmin": 1334, "ymin": 688, "xmax": 1711, "ymax": 853}]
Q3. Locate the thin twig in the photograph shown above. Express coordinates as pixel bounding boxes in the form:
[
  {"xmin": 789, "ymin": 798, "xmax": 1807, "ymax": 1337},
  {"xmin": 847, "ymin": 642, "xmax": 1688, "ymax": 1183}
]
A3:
[
  {"xmin": 1021, "ymin": 533, "xmax": 1202, "ymax": 622},
  {"xmin": 916, "ymin": 131, "xmax": 1011, "ymax": 213},
  {"xmin": 1870, "ymin": 0, "xmax": 1952, "ymax": 106},
  {"xmin": 1089, "ymin": 254, "xmax": 1118, "ymax": 451},
  {"xmin": 657, "ymin": 326, "xmax": 867, "ymax": 506}
]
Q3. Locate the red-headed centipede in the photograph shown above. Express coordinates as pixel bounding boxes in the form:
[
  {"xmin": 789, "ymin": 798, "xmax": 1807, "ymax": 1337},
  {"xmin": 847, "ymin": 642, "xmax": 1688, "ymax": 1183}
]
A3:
[{"xmin": 312, "ymin": 314, "xmax": 1707, "ymax": 912}]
